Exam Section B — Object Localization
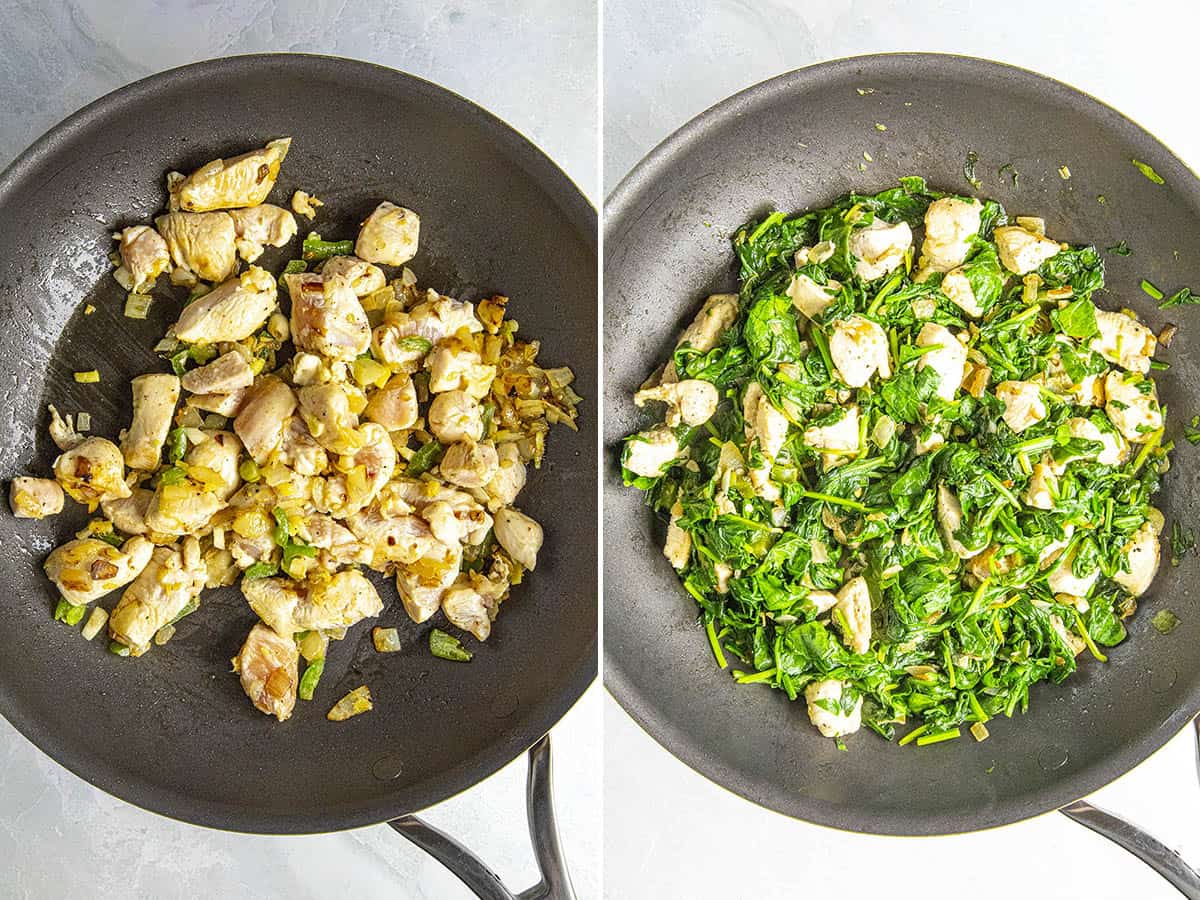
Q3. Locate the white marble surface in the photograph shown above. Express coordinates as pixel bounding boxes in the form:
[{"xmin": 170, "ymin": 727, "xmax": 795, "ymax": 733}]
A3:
[
  {"xmin": 603, "ymin": 1, "xmax": 1200, "ymax": 897},
  {"xmin": 0, "ymin": 2, "xmax": 599, "ymax": 899}
]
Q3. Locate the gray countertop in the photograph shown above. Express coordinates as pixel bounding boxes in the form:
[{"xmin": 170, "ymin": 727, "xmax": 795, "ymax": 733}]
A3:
[
  {"xmin": 603, "ymin": 1, "xmax": 1200, "ymax": 898},
  {"xmin": 0, "ymin": 2, "xmax": 598, "ymax": 898}
]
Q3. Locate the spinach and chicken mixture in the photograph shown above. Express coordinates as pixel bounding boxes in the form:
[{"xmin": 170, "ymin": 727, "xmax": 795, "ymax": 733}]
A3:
[{"xmin": 622, "ymin": 178, "xmax": 1172, "ymax": 746}]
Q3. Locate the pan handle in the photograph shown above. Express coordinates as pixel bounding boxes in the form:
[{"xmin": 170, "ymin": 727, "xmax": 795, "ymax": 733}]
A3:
[
  {"xmin": 1060, "ymin": 800, "xmax": 1200, "ymax": 899},
  {"xmin": 387, "ymin": 735, "xmax": 576, "ymax": 900}
]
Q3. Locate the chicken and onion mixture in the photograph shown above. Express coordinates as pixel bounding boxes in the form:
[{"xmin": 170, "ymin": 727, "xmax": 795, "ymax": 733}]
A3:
[
  {"xmin": 622, "ymin": 177, "xmax": 1175, "ymax": 746},
  {"xmin": 14, "ymin": 140, "xmax": 580, "ymax": 723}
]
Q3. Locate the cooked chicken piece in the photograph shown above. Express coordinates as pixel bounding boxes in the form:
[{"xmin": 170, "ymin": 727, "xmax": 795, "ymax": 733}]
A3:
[
  {"xmin": 298, "ymin": 515, "xmax": 370, "ymax": 568},
  {"xmin": 320, "ymin": 256, "xmax": 386, "ymax": 297},
  {"xmin": 663, "ymin": 500, "xmax": 691, "ymax": 570},
  {"xmin": 1046, "ymin": 544, "xmax": 1099, "ymax": 598},
  {"xmin": 311, "ymin": 423, "xmax": 396, "ymax": 517},
  {"xmin": 243, "ymin": 568, "xmax": 383, "ymax": 637},
  {"xmin": 154, "ymin": 211, "xmax": 238, "ymax": 284},
  {"xmin": 345, "ymin": 506, "xmax": 435, "ymax": 568},
  {"xmin": 1091, "ymin": 310, "xmax": 1156, "ymax": 374},
  {"xmin": 285, "ymin": 272, "xmax": 371, "ymax": 361},
  {"xmin": 994, "ymin": 224, "xmax": 1062, "ymax": 275},
  {"xmin": 120, "ymin": 374, "xmax": 180, "ymax": 471},
  {"xmin": 804, "ymin": 679, "xmax": 862, "ymax": 738},
  {"xmin": 427, "ymin": 340, "xmax": 496, "ymax": 399},
  {"xmin": 835, "ymin": 576, "xmax": 872, "ymax": 654},
  {"xmin": 442, "ymin": 562, "xmax": 510, "ymax": 641},
  {"xmin": 849, "ymin": 218, "xmax": 912, "ymax": 280},
  {"xmin": 1067, "ymin": 417, "xmax": 1127, "ymax": 466},
  {"xmin": 174, "ymin": 267, "xmax": 278, "ymax": 344},
  {"xmin": 117, "ymin": 225, "xmax": 170, "ymax": 293},
  {"xmin": 623, "ymin": 425, "xmax": 680, "ymax": 479},
  {"xmin": 916, "ymin": 323, "xmax": 967, "ymax": 401},
  {"xmin": 101, "ymin": 488, "xmax": 154, "ymax": 535},
  {"xmin": 47, "ymin": 404, "xmax": 84, "ymax": 451},
  {"xmin": 830, "ymin": 315, "xmax": 891, "ymax": 388},
  {"xmin": 364, "ymin": 374, "xmax": 418, "ymax": 431},
  {"xmin": 145, "ymin": 479, "xmax": 223, "ymax": 535},
  {"xmin": 291, "ymin": 190, "xmax": 323, "ymax": 220},
  {"xmin": 1114, "ymin": 520, "xmax": 1161, "ymax": 597},
  {"xmin": 355, "ymin": 201, "xmax": 420, "ymax": 266},
  {"xmin": 54, "ymin": 437, "xmax": 131, "ymax": 508},
  {"xmin": 741, "ymin": 380, "xmax": 789, "ymax": 501},
  {"xmin": 1104, "ymin": 371, "xmax": 1162, "ymax": 442},
  {"xmin": 395, "ymin": 541, "xmax": 462, "ymax": 623},
  {"xmin": 634, "ymin": 378, "xmax": 719, "ymax": 428},
  {"xmin": 43, "ymin": 536, "xmax": 153, "ymax": 605},
  {"xmin": 180, "ymin": 350, "xmax": 254, "ymax": 395},
  {"xmin": 915, "ymin": 428, "xmax": 945, "ymax": 455},
  {"xmin": 803, "ymin": 404, "xmax": 860, "ymax": 458},
  {"xmin": 427, "ymin": 390, "xmax": 484, "ymax": 444},
  {"xmin": 919, "ymin": 198, "xmax": 982, "ymax": 274},
  {"xmin": 234, "ymin": 376, "xmax": 297, "ymax": 463},
  {"xmin": 484, "ymin": 441, "xmax": 527, "ymax": 509},
  {"xmin": 226, "ymin": 204, "xmax": 297, "ymax": 262},
  {"xmin": 1023, "ymin": 460, "xmax": 1057, "ymax": 510},
  {"xmin": 937, "ymin": 268, "xmax": 983, "ymax": 318},
  {"xmin": 441, "ymin": 579, "xmax": 494, "ymax": 641},
  {"xmin": 233, "ymin": 623, "xmax": 299, "ymax": 722},
  {"xmin": 229, "ymin": 532, "xmax": 277, "ymax": 570},
  {"xmin": 995, "ymin": 381, "xmax": 1047, "ymax": 433},
  {"xmin": 187, "ymin": 387, "xmax": 249, "ymax": 417},
  {"xmin": 743, "ymin": 381, "xmax": 789, "ymax": 461},
  {"xmin": 440, "ymin": 440, "xmax": 500, "ymax": 489},
  {"xmin": 298, "ymin": 383, "xmax": 360, "ymax": 454},
  {"xmin": 411, "ymin": 485, "xmax": 493, "ymax": 546},
  {"xmin": 1041, "ymin": 350, "xmax": 1104, "ymax": 406},
  {"xmin": 1049, "ymin": 613, "xmax": 1088, "ymax": 657},
  {"xmin": 10, "ymin": 476, "xmax": 64, "ymax": 519},
  {"xmin": 169, "ymin": 138, "xmax": 291, "ymax": 212},
  {"xmin": 663, "ymin": 293, "xmax": 739, "ymax": 382},
  {"xmin": 494, "ymin": 507, "xmax": 543, "ymax": 570},
  {"xmin": 786, "ymin": 272, "xmax": 839, "ymax": 320},
  {"xmin": 184, "ymin": 430, "xmax": 243, "ymax": 500},
  {"xmin": 420, "ymin": 499, "xmax": 466, "ymax": 546},
  {"xmin": 276, "ymin": 416, "xmax": 328, "ymax": 476},
  {"xmin": 937, "ymin": 483, "xmax": 984, "ymax": 559},
  {"xmin": 108, "ymin": 539, "xmax": 206, "ymax": 655}
]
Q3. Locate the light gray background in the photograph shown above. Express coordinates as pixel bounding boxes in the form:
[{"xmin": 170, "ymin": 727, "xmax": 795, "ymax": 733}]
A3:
[
  {"xmin": 0, "ymin": 2, "xmax": 599, "ymax": 899},
  {"xmin": 604, "ymin": 1, "xmax": 1200, "ymax": 898}
]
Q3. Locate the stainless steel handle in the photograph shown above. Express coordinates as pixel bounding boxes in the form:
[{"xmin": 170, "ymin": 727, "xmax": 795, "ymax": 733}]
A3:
[
  {"xmin": 1193, "ymin": 718, "xmax": 1200, "ymax": 784},
  {"xmin": 388, "ymin": 735, "xmax": 576, "ymax": 900},
  {"xmin": 1060, "ymin": 800, "xmax": 1200, "ymax": 899}
]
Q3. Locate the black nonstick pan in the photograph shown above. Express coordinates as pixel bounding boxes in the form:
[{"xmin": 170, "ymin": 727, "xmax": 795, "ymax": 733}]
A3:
[
  {"xmin": 0, "ymin": 54, "xmax": 596, "ymax": 898},
  {"xmin": 605, "ymin": 52, "xmax": 1200, "ymax": 856}
]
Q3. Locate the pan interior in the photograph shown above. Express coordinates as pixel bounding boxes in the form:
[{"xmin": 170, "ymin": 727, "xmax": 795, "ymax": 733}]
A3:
[
  {"xmin": 0, "ymin": 54, "xmax": 596, "ymax": 833},
  {"xmin": 604, "ymin": 53, "xmax": 1200, "ymax": 835}
]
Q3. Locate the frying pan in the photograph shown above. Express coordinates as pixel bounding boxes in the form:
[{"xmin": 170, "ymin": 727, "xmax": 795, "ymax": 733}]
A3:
[
  {"xmin": 0, "ymin": 54, "xmax": 596, "ymax": 896},
  {"xmin": 605, "ymin": 53, "xmax": 1200, "ymax": 845}
]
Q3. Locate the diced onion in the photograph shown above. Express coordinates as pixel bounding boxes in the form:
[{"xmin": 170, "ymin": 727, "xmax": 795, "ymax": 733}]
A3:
[
  {"xmin": 327, "ymin": 685, "xmax": 373, "ymax": 721},
  {"xmin": 80, "ymin": 607, "xmax": 108, "ymax": 641},
  {"xmin": 154, "ymin": 624, "xmax": 176, "ymax": 646},
  {"xmin": 970, "ymin": 722, "xmax": 990, "ymax": 742},
  {"xmin": 212, "ymin": 526, "xmax": 225, "ymax": 550},
  {"xmin": 76, "ymin": 412, "xmax": 91, "ymax": 432},
  {"xmin": 372, "ymin": 627, "xmax": 401, "ymax": 653},
  {"xmin": 124, "ymin": 292, "xmax": 153, "ymax": 319}
]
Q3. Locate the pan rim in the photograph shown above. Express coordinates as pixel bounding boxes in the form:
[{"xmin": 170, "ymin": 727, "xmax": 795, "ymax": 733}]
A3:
[
  {"xmin": 603, "ymin": 50, "xmax": 1200, "ymax": 836},
  {"xmin": 0, "ymin": 51, "xmax": 597, "ymax": 835}
]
